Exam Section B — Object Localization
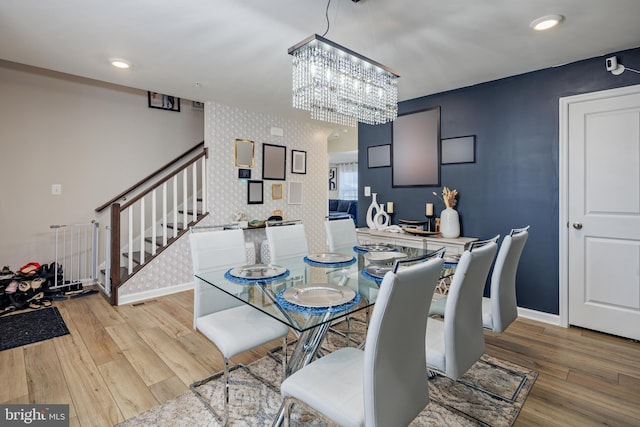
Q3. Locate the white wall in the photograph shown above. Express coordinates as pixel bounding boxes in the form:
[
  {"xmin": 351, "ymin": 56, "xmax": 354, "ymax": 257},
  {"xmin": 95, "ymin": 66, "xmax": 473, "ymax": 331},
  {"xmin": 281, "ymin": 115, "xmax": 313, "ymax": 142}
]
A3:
[{"xmin": 0, "ymin": 60, "xmax": 204, "ymax": 270}]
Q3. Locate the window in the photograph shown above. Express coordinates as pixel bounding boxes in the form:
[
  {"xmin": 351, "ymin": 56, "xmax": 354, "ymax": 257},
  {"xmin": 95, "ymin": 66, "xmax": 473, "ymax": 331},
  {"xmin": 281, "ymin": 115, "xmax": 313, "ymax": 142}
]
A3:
[{"xmin": 337, "ymin": 163, "xmax": 358, "ymax": 200}]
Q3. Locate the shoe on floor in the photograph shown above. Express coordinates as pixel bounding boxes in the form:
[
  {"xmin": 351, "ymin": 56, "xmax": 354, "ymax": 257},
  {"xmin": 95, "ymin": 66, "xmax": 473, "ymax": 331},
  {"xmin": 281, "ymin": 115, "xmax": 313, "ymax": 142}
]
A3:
[
  {"xmin": 0, "ymin": 266, "xmax": 14, "ymax": 280},
  {"xmin": 5, "ymin": 280, "xmax": 19, "ymax": 294},
  {"xmin": 18, "ymin": 262, "xmax": 41, "ymax": 276}
]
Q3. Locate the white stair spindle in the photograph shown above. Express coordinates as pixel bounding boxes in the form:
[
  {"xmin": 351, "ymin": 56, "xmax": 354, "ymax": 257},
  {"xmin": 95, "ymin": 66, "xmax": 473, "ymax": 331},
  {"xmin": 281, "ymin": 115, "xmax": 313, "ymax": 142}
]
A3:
[
  {"xmin": 192, "ymin": 164, "xmax": 197, "ymax": 223},
  {"xmin": 182, "ymin": 169, "xmax": 188, "ymax": 229},
  {"xmin": 162, "ymin": 182, "xmax": 168, "ymax": 246},
  {"xmin": 173, "ymin": 177, "xmax": 178, "ymax": 238},
  {"xmin": 140, "ymin": 196, "xmax": 145, "ymax": 265},
  {"xmin": 128, "ymin": 207, "xmax": 133, "ymax": 274},
  {"xmin": 201, "ymin": 155, "xmax": 206, "ymax": 214},
  {"xmin": 151, "ymin": 190, "xmax": 157, "ymax": 256}
]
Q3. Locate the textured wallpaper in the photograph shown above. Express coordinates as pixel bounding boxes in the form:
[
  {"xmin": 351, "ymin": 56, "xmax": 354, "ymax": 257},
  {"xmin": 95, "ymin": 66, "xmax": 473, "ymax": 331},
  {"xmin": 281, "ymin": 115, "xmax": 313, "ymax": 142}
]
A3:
[{"xmin": 119, "ymin": 102, "xmax": 331, "ymax": 300}]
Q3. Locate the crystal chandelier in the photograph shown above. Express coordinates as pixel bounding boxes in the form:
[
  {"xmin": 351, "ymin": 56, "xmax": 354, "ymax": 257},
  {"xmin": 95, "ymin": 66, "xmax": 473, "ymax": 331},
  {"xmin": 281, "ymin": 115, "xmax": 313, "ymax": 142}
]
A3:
[{"xmin": 288, "ymin": 34, "xmax": 399, "ymax": 127}]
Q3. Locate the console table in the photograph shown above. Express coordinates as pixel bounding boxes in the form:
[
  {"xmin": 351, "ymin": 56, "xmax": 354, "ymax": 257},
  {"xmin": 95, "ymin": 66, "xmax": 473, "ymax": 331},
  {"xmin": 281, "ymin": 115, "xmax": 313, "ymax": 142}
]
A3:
[{"xmin": 356, "ymin": 228, "xmax": 477, "ymax": 255}]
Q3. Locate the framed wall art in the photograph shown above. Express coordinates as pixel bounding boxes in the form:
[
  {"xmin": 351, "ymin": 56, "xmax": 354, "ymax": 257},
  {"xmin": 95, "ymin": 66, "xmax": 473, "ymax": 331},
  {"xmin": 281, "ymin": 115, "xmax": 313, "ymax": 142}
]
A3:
[
  {"xmin": 288, "ymin": 181, "xmax": 303, "ymax": 205},
  {"xmin": 367, "ymin": 144, "xmax": 391, "ymax": 168},
  {"xmin": 329, "ymin": 167, "xmax": 338, "ymax": 191},
  {"xmin": 262, "ymin": 143, "xmax": 286, "ymax": 180},
  {"xmin": 234, "ymin": 139, "xmax": 255, "ymax": 168},
  {"xmin": 441, "ymin": 135, "xmax": 476, "ymax": 164},
  {"xmin": 392, "ymin": 106, "xmax": 440, "ymax": 187},
  {"xmin": 272, "ymin": 183, "xmax": 283, "ymax": 200},
  {"xmin": 291, "ymin": 150, "xmax": 307, "ymax": 174},
  {"xmin": 148, "ymin": 91, "xmax": 180, "ymax": 112},
  {"xmin": 247, "ymin": 180, "xmax": 264, "ymax": 204}
]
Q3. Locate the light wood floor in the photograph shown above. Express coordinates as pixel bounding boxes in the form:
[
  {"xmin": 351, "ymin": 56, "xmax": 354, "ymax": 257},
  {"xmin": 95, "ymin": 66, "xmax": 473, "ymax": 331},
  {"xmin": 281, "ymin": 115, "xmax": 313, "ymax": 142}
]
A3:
[{"xmin": 1, "ymin": 290, "xmax": 639, "ymax": 427}]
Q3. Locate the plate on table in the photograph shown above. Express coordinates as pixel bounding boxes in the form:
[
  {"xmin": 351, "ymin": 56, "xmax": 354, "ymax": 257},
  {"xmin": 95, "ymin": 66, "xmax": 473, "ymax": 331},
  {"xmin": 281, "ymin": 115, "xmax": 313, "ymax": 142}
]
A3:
[
  {"xmin": 355, "ymin": 243, "xmax": 396, "ymax": 252},
  {"xmin": 282, "ymin": 284, "xmax": 356, "ymax": 308},
  {"xmin": 307, "ymin": 253, "xmax": 354, "ymax": 264},
  {"xmin": 363, "ymin": 251, "xmax": 408, "ymax": 265},
  {"xmin": 229, "ymin": 264, "xmax": 286, "ymax": 280},
  {"xmin": 365, "ymin": 265, "xmax": 393, "ymax": 279}
]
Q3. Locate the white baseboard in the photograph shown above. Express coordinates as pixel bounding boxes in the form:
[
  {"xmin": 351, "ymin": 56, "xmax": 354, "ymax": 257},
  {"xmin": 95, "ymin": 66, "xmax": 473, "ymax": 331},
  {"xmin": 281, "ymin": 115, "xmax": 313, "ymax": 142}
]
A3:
[
  {"xmin": 517, "ymin": 306, "xmax": 561, "ymax": 326},
  {"xmin": 117, "ymin": 281, "xmax": 195, "ymax": 306}
]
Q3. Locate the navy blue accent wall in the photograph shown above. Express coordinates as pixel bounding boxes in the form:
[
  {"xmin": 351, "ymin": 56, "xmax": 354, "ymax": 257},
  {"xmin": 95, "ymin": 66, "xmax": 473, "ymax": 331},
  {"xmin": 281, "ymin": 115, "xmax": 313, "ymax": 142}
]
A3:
[{"xmin": 358, "ymin": 47, "xmax": 640, "ymax": 315}]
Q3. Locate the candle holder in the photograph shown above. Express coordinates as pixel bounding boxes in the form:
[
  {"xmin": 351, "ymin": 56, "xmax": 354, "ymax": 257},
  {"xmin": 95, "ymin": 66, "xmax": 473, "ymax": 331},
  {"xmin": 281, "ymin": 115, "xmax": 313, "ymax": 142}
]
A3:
[{"xmin": 425, "ymin": 213, "xmax": 434, "ymax": 231}]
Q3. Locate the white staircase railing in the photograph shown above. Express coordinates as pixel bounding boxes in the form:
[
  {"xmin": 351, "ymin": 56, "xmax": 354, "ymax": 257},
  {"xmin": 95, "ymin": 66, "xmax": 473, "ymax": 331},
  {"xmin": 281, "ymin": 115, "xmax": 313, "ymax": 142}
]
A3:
[{"xmin": 107, "ymin": 149, "xmax": 207, "ymax": 305}]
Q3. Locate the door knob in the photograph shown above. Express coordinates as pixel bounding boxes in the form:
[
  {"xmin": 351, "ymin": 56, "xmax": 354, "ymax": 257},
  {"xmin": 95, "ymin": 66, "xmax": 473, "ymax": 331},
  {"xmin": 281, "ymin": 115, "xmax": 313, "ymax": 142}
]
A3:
[{"xmin": 572, "ymin": 222, "xmax": 583, "ymax": 230}]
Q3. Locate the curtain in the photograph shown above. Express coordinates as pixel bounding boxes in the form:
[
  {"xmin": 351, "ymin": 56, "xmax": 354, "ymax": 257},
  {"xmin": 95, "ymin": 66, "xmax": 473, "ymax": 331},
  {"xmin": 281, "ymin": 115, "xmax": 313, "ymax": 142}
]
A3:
[{"xmin": 337, "ymin": 162, "xmax": 358, "ymax": 200}]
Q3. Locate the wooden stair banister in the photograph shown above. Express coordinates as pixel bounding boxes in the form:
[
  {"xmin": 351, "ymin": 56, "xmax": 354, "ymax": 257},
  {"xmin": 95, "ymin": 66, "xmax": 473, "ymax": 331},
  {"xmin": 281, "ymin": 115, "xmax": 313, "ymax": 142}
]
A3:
[
  {"xmin": 107, "ymin": 144, "xmax": 208, "ymax": 306},
  {"xmin": 96, "ymin": 141, "xmax": 205, "ymax": 213},
  {"xmin": 119, "ymin": 148, "xmax": 207, "ymax": 211}
]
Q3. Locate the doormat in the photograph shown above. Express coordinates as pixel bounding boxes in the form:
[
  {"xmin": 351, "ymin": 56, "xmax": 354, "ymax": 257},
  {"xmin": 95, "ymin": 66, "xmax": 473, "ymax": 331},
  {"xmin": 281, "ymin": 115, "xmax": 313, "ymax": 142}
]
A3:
[{"xmin": 0, "ymin": 307, "xmax": 69, "ymax": 351}]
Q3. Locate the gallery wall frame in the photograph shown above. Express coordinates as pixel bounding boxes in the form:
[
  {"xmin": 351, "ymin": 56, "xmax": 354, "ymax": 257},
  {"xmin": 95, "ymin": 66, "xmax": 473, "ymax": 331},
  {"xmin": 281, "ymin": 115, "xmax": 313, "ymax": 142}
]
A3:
[
  {"xmin": 291, "ymin": 150, "xmax": 307, "ymax": 174},
  {"xmin": 262, "ymin": 143, "xmax": 286, "ymax": 180},
  {"xmin": 288, "ymin": 181, "xmax": 303, "ymax": 205},
  {"xmin": 392, "ymin": 106, "xmax": 441, "ymax": 187},
  {"xmin": 272, "ymin": 183, "xmax": 283, "ymax": 199},
  {"xmin": 148, "ymin": 91, "xmax": 180, "ymax": 112},
  {"xmin": 238, "ymin": 168, "xmax": 251, "ymax": 179},
  {"xmin": 367, "ymin": 144, "xmax": 391, "ymax": 168},
  {"xmin": 247, "ymin": 180, "xmax": 264, "ymax": 204},
  {"xmin": 441, "ymin": 135, "xmax": 476, "ymax": 164},
  {"xmin": 234, "ymin": 139, "xmax": 255, "ymax": 168}
]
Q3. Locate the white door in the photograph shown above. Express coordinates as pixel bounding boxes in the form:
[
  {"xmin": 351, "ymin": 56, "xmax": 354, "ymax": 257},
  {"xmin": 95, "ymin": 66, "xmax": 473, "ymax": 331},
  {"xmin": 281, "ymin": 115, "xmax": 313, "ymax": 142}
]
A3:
[{"xmin": 565, "ymin": 86, "xmax": 640, "ymax": 340}]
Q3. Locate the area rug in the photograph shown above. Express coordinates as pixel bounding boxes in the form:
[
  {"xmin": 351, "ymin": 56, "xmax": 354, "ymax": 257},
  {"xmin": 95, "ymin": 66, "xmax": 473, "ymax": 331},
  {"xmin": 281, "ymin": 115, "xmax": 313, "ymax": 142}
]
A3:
[
  {"xmin": 117, "ymin": 325, "xmax": 537, "ymax": 427},
  {"xmin": 0, "ymin": 307, "xmax": 69, "ymax": 351}
]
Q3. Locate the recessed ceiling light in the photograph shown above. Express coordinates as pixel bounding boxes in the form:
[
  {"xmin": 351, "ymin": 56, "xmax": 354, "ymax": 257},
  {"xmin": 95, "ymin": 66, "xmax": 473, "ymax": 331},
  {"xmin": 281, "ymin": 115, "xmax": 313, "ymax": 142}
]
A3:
[
  {"xmin": 530, "ymin": 14, "xmax": 564, "ymax": 31},
  {"xmin": 110, "ymin": 58, "xmax": 132, "ymax": 69}
]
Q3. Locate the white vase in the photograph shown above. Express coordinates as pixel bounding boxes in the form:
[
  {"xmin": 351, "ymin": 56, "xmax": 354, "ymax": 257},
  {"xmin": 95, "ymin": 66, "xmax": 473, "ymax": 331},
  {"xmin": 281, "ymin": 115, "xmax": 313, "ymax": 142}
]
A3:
[
  {"xmin": 440, "ymin": 207, "xmax": 460, "ymax": 238},
  {"xmin": 366, "ymin": 193, "xmax": 381, "ymax": 229},
  {"xmin": 373, "ymin": 206, "xmax": 389, "ymax": 229}
]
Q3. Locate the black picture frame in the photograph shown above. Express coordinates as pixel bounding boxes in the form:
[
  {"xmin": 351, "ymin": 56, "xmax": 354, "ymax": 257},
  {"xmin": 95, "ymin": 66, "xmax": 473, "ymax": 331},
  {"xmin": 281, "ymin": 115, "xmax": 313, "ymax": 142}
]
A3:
[
  {"xmin": 291, "ymin": 150, "xmax": 307, "ymax": 174},
  {"xmin": 147, "ymin": 91, "xmax": 180, "ymax": 112},
  {"xmin": 247, "ymin": 180, "xmax": 264, "ymax": 204},
  {"xmin": 367, "ymin": 144, "xmax": 391, "ymax": 168},
  {"xmin": 329, "ymin": 167, "xmax": 338, "ymax": 191},
  {"xmin": 238, "ymin": 168, "xmax": 251, "ymax": 179},
  {"xmin": 441, "ymin": 135, "xmax": 476, "ymax": 164},
  {"xmin": 392, "ymin": 106, "xmax": 440, "ymax": 187},
  {"xmin": 262, "ymin": 143, "xmax": 286, "ymax": 180}
]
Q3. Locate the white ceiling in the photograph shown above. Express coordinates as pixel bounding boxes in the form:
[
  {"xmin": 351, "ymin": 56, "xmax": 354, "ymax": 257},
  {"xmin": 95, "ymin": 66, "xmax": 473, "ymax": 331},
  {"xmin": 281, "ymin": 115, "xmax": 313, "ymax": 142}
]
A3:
[{"xmin": 1, "ymin": 0, "xmax": 639, "ymax": 126}]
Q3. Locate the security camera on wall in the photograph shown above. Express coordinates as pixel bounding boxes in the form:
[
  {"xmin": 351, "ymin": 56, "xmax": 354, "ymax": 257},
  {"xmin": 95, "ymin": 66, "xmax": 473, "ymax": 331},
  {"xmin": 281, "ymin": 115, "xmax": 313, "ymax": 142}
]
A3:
[{"xmin": 606, "ymin": 56, "xmax": 639, "ymax": 76}]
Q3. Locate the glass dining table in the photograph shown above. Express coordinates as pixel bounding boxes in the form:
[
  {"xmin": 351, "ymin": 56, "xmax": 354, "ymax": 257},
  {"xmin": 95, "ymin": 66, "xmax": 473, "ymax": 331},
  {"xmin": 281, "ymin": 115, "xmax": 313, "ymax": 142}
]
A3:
[{"xmin": 194, "ymin": 243, "xmax": 457, "ymax": 425}]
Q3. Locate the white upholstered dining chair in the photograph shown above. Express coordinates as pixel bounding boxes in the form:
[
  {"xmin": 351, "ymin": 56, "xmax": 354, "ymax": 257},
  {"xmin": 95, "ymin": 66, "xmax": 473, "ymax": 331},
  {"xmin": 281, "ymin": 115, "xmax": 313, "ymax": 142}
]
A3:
[
  {"xmin": 429, "ymin": 226, "xmax": 529, "ymax": 333},
  {"xmin": 426, "ymin": 236, "xmax": 499, "ymax": 380},
  {"xmin": 324, "ymin": 216, "xmax": 358, "ymax": 253},
  {"xmin": 265, "ymin": 220, "xmax": 309, "ymax": 263},
  {"xmin": 189, "ymin": 226, "xmax": 289, "ymax": 425},
  {"xmin": 483, "ymin": 226, "xmax": 529, "ymax": 332},
  {"xmin": 280, "ymin": 253, "xmax": 444, "ymax": 427}
]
